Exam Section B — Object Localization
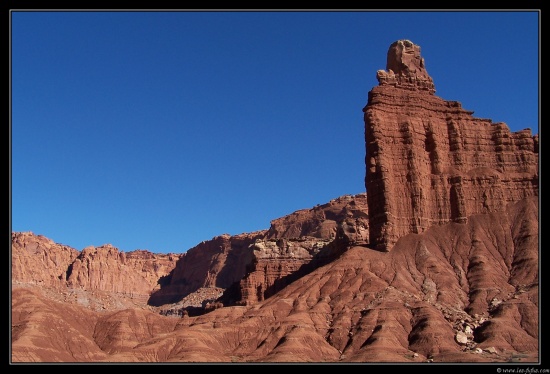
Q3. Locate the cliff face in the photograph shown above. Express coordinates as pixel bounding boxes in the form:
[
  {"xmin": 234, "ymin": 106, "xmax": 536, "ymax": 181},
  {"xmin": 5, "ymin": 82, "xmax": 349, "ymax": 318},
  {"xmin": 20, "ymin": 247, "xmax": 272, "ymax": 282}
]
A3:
[
  {"xmin": 235, "ymin": 237, "xmax": 332, "ymax": 305},
  {"xmin": 12, "ymin": 194, "xmax": 368, "ymax": 310},
  {"xmin": 148, "ymin": 232, "xmax": 264, "ymax": 306},
  {"xmin": 265, "ymin": 193, "xmax": 368, "ymax": 244},
  {"xmin": 67, "ymin": 245, "xmax": 179, "ymax": 296},
  {"xmin": 234, "ymin": 194, "xmax": 369, "ymax": 304},
  {"xmin": 12, "ymin": 232, "xmax": 181, "ymax": 309},
  {"xmin": 364, "ymin": 40, "xmax": 539, "ymax": 251},
  {"xmin": 12, "ymin": 232, "xmax": 80, "ymax": 289},
  {"xmin": 151, "ymin": 193, "xmax": 369, "ymax": 306}
]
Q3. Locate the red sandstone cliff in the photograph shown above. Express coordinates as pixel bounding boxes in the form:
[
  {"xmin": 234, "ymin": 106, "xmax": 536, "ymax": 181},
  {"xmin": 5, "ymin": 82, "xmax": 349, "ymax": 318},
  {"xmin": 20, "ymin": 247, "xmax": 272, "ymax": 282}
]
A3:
[
  {"xmin": 12, "ymin": 232, "xmax": 181, "ymax": 310},
  {"xmin": 265, "ymin": 193, "xmax": 368, "ymax": 243},
  {"xmin": 150, "ymin": 193, "xmax": 368, "ymax": 307},
  {"xmin": 12, "ymin": 232, "xmax": 80, "ymax": 289},
  {"xmin": 66, "ymin": 245, "xmax": 180, "ymax": 299},
  {"xmin": 11, "ymin": 194, "xmax": 369, "ymax": 310},
  {"xmin": 364, "ymin": 40, "xmax": 538, "ymax": 251},
  {"xmin": 148, "ymin": 231, "xmax": 264, "ymax": 306},
  {"xmin": 233, "ymin": 193, "xmax": 369, "ymax": 304}
]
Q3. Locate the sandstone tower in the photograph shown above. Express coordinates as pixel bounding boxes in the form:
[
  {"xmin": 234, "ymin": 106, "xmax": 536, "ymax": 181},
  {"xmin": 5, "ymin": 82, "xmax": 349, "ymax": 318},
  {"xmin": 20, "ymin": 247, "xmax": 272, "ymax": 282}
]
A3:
[{"xmin": 364, "ymin": 39, "xmax": 539, "ymax": 251}]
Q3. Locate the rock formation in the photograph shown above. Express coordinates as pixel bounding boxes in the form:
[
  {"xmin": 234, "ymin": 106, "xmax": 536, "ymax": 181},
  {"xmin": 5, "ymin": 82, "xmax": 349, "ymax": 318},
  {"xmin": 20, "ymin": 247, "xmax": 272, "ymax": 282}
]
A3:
[
  {"xmin": 148, "ymin": 231, "xmax": 264, "ymax": 306},
  {"xmin": 376, "ymin": 39, "xmax": 435, "ymax": 94},
  {"xmin": 11, "ymin": 40, "xmax": 539, "ymax": 363},
  {"xmin": 66, "ymin": 245, "xmax": 180, "ymax": 302},
  {"xmin": 12, "ymin": 232, "xmax": 181, "ymax": 310},
  {"xmin": 233, "ymin": 194, "xmax": 369, "ymax": 304},
  {"xmin": 232, "ymin": 237, "xmax": 333, "ymax": 305},
  {"xmin": 12, "ymin": 232, "xmax": 80, "ymax": 289},
  {"xmin": 150, "ymin": 193, "xmax": 368, "ymax": 307},
  {"xmin": 12, "ymin": 194, "xmax": 368, "ymax": 310},
  {"xmin": 11, "ymin": 197, "xmax": 539, "ymax": 362},
  {"xmin": 364, "ymin": 39, "xmax": 539, "ymax": 251},
  {"xmin": 265, "ymin": 193, "xmax": 368, "ymax": 244}
]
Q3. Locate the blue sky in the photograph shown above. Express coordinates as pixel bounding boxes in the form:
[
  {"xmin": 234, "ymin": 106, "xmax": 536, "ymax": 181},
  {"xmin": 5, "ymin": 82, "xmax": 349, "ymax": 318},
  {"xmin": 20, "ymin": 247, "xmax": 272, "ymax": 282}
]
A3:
[{"xmin": 10, "ymin": 10, "xmax": 540, "ymax": 254}]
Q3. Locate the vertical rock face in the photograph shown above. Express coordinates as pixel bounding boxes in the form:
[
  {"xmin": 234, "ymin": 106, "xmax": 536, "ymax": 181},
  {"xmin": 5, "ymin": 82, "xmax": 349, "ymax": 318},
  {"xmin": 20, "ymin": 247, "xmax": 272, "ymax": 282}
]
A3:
[
  {"xmin": 233, "ymin": 194, "xmax": 369, "ymax": 305},
  {"xmin": 11, "ymin": 232, "xmax": 80, "ymax": 288},
  {"xmin": 364, "ymin": 39, "xmax": 539, "ymax": 251},
  {"xmin": 67, "ymin": 245, "xmax": 179, "ymax": 297},
  {"xmin": 148, "ymin": 232, "xmax": 264, "ymax": 306},
  {"xmin": 235, "ymin": 238, "xmax": 331, "ymax": 305},
  {"xmin": 151, "ymin": 194, "xmax": 369, "ymax": 306},
  {"xmin": 12, "ymin": 232, "xmax": 181, "ymax": 307},
  {"xmin": 266, "ymin": 193, "xmax": 369, "ymax": 245}
]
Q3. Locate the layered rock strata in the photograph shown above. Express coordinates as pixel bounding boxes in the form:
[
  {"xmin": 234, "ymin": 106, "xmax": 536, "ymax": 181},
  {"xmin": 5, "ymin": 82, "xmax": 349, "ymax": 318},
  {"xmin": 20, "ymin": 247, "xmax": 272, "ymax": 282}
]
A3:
[
  {"xmin": 11, "ymin": 197, "xmax": 538, "ymax": 362},
  {"xmin": 266, "ymin": 193, "xmax": 368, "ymax": 245},
  {"xmin": 232, "ymin": 237, "xmax": 332, "ymax": 305},
  {"xmin": 148, "ymin": 232, "xmax": 265, "ymax": 306},
  {"xmin": 150, "ymin": 193, "xmax": 368, "ymax": 307},
  {"xmin": 234, "ymin": 194, "xmax": 369, "ymax": 304},
  {"xmin": 12, "ymin": 194, "xmax": 369, "ymax": 311},
  {"xmin": 364, "ymin": 39, "xmax": 539, "ymax": 251},
  {"xmin": 11, "ymin": 232, "xmax": 181, "ymax": 309},
  {"xmin": 66, "ymin": 245, "xmax": 179, "ymax": 297},
  {"xmin": 12, "ymin": 232, "xmax": 80, "ymax": 288}
]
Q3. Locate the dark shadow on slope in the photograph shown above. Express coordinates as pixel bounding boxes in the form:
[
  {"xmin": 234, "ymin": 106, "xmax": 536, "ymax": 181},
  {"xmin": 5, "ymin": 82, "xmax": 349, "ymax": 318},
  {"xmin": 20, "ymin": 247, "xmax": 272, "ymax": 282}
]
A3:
[
  {"xmin": 147, "ymin": 268, "xmax": 179, "ymax": 306},
  {"xmin": 218, "ymin": 231, "xmax": 370, "ymax": 307},
  {"xmin": 262, "ymin": 239, "xmax": 347, "ymax": 300}
]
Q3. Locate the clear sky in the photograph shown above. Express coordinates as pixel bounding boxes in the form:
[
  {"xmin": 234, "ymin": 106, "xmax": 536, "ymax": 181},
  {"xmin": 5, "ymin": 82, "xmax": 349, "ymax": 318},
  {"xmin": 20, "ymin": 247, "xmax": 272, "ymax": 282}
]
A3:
[{"xmin": 10, "ymin": 10, "xmax": 540, "ymax": 254}]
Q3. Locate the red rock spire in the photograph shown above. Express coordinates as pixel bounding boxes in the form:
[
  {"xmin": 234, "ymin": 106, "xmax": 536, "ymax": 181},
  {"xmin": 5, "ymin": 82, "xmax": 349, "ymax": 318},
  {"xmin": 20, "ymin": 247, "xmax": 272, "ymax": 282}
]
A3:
[
  {"xmin": 364, "ymin": 40, "xmax": 538, "ymax": 252},
  {"xmin": 376, "ymin": 39, "xmax": 436, "ymax": 94}
]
